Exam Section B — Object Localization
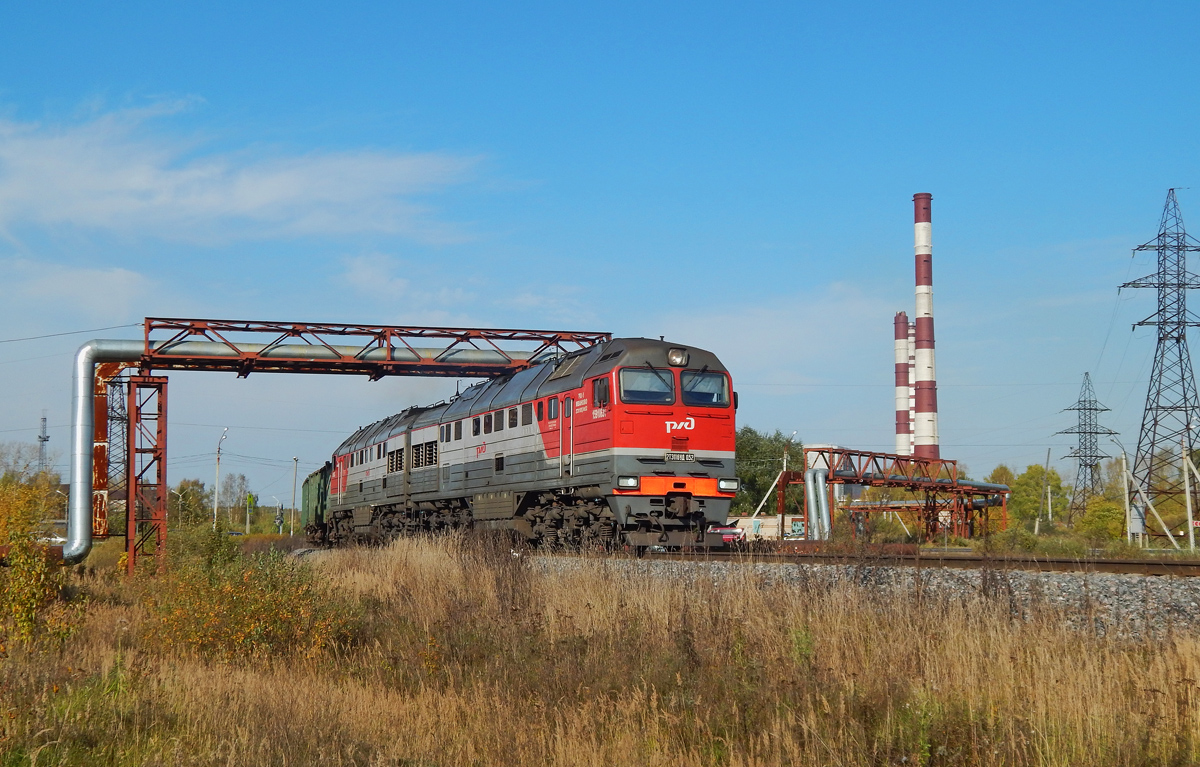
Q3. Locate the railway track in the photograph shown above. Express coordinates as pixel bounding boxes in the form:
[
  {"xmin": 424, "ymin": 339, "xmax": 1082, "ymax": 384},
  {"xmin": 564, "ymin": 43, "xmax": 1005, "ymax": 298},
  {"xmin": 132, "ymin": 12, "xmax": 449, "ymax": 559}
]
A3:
[{"xmin": 640, "ymin": 548, "xmax": 1200, "ymax": 577}]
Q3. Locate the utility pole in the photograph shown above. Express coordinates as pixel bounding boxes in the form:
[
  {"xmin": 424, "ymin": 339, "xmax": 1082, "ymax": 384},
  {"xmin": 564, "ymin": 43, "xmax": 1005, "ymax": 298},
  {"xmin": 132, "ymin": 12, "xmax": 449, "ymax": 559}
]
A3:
[
  {"xmin": 1184, "ymin": 438, "xmax": 1196, "ymax": 551},
  {"xmin": 213, "ymin": 428, "xmax": 227, "ymax": 530},
  {"xmin": 291, "ymin": 456, "xmax": 298, "ymax": 537},
  {"xmin": 781, "ymin": 431, "xmax": 796, "ymax": 541},
  {"xmin": 1036, "ymin": 447, "xmax": 1051, "ymax": 531},
  {"xmin": 1121, "ymin": 189, "xmax": 1200, "ymax": 531},
  {"xmin": 1057, "ymin": 372, "xmax": 1117, "ymax": 522},
  {"xmin": 37, "ymin": 411, "xmax": 49, "ymax": 475},
  {"xmin": 1119, "ymin": 449, "xmax": 1132, "ymax": 544}
]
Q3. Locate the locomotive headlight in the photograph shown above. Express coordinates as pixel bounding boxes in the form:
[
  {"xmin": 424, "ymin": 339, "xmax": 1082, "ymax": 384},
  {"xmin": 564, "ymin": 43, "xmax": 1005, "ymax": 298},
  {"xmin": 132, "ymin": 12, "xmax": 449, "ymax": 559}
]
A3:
[
  {"xmin": 667, "ymin": 348, "xmax": 689, "ymax": 366},
  {"xmin": 718, "ymin": 478, "xmax": 740, "ymax": 492},
  {"xmin": 617, "ymin": 475, "xmax": 640, "ymax": 489}
]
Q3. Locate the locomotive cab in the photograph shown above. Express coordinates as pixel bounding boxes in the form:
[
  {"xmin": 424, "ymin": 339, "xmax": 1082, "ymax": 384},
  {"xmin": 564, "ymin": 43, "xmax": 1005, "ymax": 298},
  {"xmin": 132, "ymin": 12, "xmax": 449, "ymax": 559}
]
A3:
[{"xmin": 601, "ymin": 342, "xmax": 738, "ymax": 547}]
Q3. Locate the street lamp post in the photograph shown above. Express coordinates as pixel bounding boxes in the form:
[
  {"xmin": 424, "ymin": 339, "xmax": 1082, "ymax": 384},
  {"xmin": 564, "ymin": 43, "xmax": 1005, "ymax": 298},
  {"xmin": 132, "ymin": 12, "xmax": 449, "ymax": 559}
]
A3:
[
  {"xmin": 213, "ymin": 428, "xmax": 228, "ymax": 531},
  {"xmin": 169, "ymin": 487, "xmax": 182, "ymax": 530}
]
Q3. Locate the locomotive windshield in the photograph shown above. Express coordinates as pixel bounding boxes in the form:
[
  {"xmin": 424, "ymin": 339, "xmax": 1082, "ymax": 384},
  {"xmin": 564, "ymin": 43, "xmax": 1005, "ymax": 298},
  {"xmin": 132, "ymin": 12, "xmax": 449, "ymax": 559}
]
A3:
[
  {"xmin": 681, "ymin": 371, "xmax": 730, "ymax": 407},
  {"xmin": 619, "ymin": 368, "xmax": 675, "ymax": 404}
]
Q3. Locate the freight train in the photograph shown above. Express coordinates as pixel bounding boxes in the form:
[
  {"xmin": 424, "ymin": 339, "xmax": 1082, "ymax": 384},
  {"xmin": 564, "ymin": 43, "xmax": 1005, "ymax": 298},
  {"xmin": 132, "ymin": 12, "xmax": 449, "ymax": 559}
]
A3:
[{"xmin": 301, "ymin": 338, "xmax": 738, "ymax": 549}]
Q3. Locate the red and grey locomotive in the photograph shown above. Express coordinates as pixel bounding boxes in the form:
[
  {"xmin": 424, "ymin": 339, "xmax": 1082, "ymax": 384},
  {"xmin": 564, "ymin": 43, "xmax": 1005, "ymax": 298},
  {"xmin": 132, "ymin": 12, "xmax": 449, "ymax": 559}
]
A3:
[{"xmin": 301, "ymin": 337, "xmax": 738, "ymax": 549}]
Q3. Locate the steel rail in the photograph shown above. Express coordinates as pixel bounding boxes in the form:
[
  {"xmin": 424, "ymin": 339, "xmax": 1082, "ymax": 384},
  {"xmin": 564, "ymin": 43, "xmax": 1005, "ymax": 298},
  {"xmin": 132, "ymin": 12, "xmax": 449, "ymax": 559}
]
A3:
[{"xmin": 638, "ymin": 549, "xmax": 1200, "ymax": 577}]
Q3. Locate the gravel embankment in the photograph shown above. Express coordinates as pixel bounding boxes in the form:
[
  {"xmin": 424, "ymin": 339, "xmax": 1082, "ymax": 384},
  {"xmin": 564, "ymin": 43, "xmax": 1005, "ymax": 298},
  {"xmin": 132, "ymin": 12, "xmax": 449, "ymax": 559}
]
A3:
[{"xmin": 533, "ymin": 556, "xmax": 1200, "ymax": 638}]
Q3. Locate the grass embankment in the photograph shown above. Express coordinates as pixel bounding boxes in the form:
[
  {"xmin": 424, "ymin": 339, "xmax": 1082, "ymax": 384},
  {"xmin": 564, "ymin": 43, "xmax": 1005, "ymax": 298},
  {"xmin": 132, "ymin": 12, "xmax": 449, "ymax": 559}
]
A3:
[{"xmin": 2, "ymin": 532, "xmax": 1199, "ymax": 765}]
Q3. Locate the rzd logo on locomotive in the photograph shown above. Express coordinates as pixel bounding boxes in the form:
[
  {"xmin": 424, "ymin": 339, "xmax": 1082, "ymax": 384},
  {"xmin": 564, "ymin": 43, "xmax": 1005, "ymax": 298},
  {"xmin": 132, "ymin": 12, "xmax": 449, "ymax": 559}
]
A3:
[{"xmin": 665, "ymin": 417, "xmax": 695, "ymax": 433}]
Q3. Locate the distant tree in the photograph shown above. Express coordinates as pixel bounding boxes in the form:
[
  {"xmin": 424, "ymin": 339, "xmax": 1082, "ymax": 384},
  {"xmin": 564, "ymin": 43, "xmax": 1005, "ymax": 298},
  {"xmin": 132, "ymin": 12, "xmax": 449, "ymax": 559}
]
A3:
[
  {"xmin": 0, "ymin": 442, "xmax": 45, "ymax": 483},
  {"xmin": 169, "ymin": 478, "xmax": 212, "ymax": 528},
  {"xmin": 986, "ymin": 464, "xmax": 1016, "ymax": 487},
  {"xmin": 732, "ymin": 427, "xmax": 803, "ymax": 516},
  {"xmin": 220, "ymin": 473, "xmax": 251, "ymax": 527},
  {"xmin": 1008, "ymin": 464, "xmax": 1070, "ymax": 524}
]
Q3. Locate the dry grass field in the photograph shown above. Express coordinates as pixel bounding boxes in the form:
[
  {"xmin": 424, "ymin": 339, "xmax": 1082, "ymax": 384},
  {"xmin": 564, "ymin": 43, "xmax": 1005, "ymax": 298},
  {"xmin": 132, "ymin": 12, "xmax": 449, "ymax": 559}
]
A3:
[{"xmin": 2, "ymin": 531, "xmax": 1198, "ymax": 766}]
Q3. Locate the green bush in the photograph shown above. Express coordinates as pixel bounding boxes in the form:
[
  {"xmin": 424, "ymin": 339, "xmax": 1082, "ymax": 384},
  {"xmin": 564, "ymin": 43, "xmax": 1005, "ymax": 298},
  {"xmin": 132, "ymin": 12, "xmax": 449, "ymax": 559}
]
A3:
[
  {"xmin": 144, "ymin": 539, "xmax": 357, "ymax": 659},
  {"xmin": 0, "ymin": 474, "xmax": 76, "ymax": 643},
  {"xmin": 1078, "ymin": 498, "xmax": 1125, "ymax": 541}
]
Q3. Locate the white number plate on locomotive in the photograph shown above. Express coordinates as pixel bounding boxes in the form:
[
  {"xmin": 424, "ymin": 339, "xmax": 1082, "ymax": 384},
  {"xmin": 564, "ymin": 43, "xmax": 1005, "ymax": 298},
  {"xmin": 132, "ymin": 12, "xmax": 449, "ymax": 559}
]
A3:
[{"xmin": 665, "ymin": 452, "xmax": 696, "ymax": 462}]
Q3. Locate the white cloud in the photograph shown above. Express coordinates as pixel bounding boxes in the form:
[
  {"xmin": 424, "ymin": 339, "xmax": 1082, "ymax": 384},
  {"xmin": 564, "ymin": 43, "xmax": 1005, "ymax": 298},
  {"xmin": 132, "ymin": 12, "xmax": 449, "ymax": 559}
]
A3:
[
  {"xmin": 338, "ymin": 253, "xmax": 473, "ymax": 325},
  {"xmin": 653, "ymin": 282, "xmax": 895, "ymax": 386},
  {"xmin": 0, "ymin": 103, "xmax": 478, "ymax": 243},
  {"xmin": 1, "ymin": 258, "xmax": 152, "ymax": 321}
]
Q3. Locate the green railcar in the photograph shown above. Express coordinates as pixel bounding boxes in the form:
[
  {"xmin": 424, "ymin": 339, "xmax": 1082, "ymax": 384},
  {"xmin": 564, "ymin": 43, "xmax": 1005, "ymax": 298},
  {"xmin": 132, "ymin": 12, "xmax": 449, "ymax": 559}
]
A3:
[{"xmin": 301, "ymin": 462, "xmax": 331, "ymax": 530}]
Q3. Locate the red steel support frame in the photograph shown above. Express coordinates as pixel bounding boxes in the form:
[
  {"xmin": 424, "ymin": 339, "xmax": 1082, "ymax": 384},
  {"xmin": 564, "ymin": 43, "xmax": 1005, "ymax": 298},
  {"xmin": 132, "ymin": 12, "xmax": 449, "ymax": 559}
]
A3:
[
  {"xmin": 774, "ymin": 447, "xmax": 1009, "ymax": 541},
  {"xmin": 96, "ymin": 318, "xmax": 611, "ymax": 571},
  {"xmin": 126, "ymin": 376, "xmax": 168, "ymax": 574},
  {"xmin": 138, "ymin": 318, "xmax": 610, "ymax": 378}
]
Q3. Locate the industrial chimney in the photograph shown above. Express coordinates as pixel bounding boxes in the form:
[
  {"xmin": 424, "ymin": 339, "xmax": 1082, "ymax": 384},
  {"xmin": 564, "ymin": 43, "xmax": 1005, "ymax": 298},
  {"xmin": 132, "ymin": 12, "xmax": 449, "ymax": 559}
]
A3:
[
  {"xmin": 912, "ymin": 192, "xmax": 940, "ymax": 459},
  {"xmin": 894, "ymin": 311, "xmax": 911, "ymax": 455}
]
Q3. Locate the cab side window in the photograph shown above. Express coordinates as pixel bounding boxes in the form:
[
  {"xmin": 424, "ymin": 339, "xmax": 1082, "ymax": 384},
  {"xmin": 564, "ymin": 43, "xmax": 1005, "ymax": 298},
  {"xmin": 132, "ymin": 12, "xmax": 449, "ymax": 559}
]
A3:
[
  {"xmin": 592, "ymin": 377, "xmax": 610, "ymax": 408},
  {"xmin": 548, "ymin": 398, "xmax": 559, "ymax": 419}
]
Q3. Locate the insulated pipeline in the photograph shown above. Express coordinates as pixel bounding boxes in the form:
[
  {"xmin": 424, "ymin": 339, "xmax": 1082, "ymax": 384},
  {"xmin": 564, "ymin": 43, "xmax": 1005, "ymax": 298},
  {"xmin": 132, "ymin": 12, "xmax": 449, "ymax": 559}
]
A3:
[
  {"xmin": 66, "ymin": 340, "xmax": 144, "ymax": 564},
  {"xmin": 65, "ymin": 339, "xmax": 547, "ymax": 564},
  {"xmin": 804, "ymin": 469, "xmax": 818, "ymax": 540}
]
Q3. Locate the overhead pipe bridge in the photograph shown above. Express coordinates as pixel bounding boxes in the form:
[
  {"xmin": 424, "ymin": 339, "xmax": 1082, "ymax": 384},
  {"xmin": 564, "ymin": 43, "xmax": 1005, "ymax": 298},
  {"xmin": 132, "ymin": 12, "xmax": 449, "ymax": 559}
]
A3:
[
  {"xmin": 67, "ymin": 318, "xmax": 611, "ymax": 571},
  {"xmin": 778, "ymin": 447, "xmax": 1009, "ymax": 542}
]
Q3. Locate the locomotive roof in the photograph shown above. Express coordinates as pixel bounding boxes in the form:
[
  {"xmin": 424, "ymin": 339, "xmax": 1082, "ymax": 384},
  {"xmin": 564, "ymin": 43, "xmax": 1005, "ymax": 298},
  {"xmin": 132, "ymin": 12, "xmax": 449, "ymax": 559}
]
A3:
[{"xmin": 330, "ymin": 337, "xmax": 727, "ymax": 456}]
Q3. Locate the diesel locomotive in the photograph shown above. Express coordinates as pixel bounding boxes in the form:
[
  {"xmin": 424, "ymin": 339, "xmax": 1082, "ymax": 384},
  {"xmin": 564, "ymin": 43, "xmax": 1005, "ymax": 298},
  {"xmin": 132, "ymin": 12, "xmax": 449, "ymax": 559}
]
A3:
[{"xmin": 301, "ymin": 338, "xmax": 738, "ymax": 549}]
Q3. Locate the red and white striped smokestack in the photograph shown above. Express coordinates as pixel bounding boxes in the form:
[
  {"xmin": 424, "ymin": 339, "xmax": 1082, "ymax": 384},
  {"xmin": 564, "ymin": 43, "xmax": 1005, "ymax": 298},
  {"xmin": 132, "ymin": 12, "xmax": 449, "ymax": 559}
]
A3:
[
  {"xmin": 907, "ymin": 321, "xmax": 916, "ymax": 453},
  {"xmin": 892, "ymin": 312, "xmax": 907, "ymax": 456},
  {"xmin": 894, "ymin": 312, "xmax": 911, "ymax": 455},
  {"xmin": 912, "ymin": 192, "xmax": 940, "ymax": 459}
]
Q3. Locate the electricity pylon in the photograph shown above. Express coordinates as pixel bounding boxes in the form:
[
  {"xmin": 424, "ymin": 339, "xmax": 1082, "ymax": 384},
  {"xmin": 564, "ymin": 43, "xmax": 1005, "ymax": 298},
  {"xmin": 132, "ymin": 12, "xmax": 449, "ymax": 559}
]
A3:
[
  {"xmin": 1057, "ymin": 372, "xmax": 1115, "ymax": 517},
  {"xmin": 1120, "ymin": 189, "xmax": 1200, "ymax": 506}
]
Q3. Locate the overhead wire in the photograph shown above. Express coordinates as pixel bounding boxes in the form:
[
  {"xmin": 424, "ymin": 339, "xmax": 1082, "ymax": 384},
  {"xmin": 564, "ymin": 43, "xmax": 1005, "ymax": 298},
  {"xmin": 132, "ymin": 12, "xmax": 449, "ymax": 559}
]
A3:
[{"xmin": 0, "ymin": 324, "xmax": 141, "ymax": 344}]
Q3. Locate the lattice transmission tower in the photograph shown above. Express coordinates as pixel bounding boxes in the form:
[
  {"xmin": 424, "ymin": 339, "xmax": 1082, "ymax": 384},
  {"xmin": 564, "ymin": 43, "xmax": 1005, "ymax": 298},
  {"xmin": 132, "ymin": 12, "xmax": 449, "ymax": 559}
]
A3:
[
  {"xmin": 1057, "ymin": 372, "xmax": 1115, "ymax": 517},
  {"xmin": 36, "ymin": 411, "xmax": 49, "ymax": 474},
  {"xmin": 107, "ymin": 376, "xmax": 129, "ymax": 538},
  {"xmin": 1121, "ymin": 189, "xmax": 1200, "ymax": 504}
]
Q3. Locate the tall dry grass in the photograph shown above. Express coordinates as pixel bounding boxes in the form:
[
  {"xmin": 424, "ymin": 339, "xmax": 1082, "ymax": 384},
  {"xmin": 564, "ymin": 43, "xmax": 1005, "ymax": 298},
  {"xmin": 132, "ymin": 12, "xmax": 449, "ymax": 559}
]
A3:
[{"xmin": 1, "ymin": 533, "xmax": 1197, "ymax": 765}]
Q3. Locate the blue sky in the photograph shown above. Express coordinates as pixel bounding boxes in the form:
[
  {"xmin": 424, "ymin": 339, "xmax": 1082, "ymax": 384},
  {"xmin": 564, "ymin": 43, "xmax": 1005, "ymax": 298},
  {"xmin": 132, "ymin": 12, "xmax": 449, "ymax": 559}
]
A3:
[{"xmin": 1, "ymin": 0, "xmax": 1198, "ymax": 495}]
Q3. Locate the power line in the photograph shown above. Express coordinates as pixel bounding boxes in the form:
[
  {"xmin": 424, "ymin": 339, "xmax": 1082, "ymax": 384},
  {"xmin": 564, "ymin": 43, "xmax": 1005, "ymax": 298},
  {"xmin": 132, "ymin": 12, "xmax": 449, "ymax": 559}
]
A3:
[{"xmin": 0, "ymin": 323, "xmax": 140, "ymax": 344}]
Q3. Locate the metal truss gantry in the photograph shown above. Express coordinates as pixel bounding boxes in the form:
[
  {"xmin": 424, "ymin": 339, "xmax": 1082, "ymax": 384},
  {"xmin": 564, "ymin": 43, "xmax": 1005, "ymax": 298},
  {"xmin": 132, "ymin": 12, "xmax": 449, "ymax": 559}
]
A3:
[
  {"xmin": 125, "ymin": 376, "xmax": 167, "ymax": 575},
  {"xmin": 774, "ymin": 447, "xmax": 1009, "ymax": 541},
  {"xmin": 1121, "ymin": 190, "xmax": 1200, "ymax": 512},
  {"xmin": 138, "ymin": 318, "xmax": 610, "ymax": 378},
  {"xmin": 90, "ymin": 318, "xmax": 611, "ymax": 571}
]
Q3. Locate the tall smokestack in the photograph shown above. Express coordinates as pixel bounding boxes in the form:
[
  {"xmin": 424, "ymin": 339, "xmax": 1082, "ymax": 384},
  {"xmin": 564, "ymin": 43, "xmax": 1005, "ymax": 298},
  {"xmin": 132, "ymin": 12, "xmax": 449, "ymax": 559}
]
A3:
[
  {"xmin": 912, "ymin": 192, "xmax": 940, "ymax": 459},
  {"xmin": 894, "ymin": 312, "xmax": 911, "ymax": 455},
  {"xmin": 907, "ymin": 321, "xmax": 916, "ymax": 454}
]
